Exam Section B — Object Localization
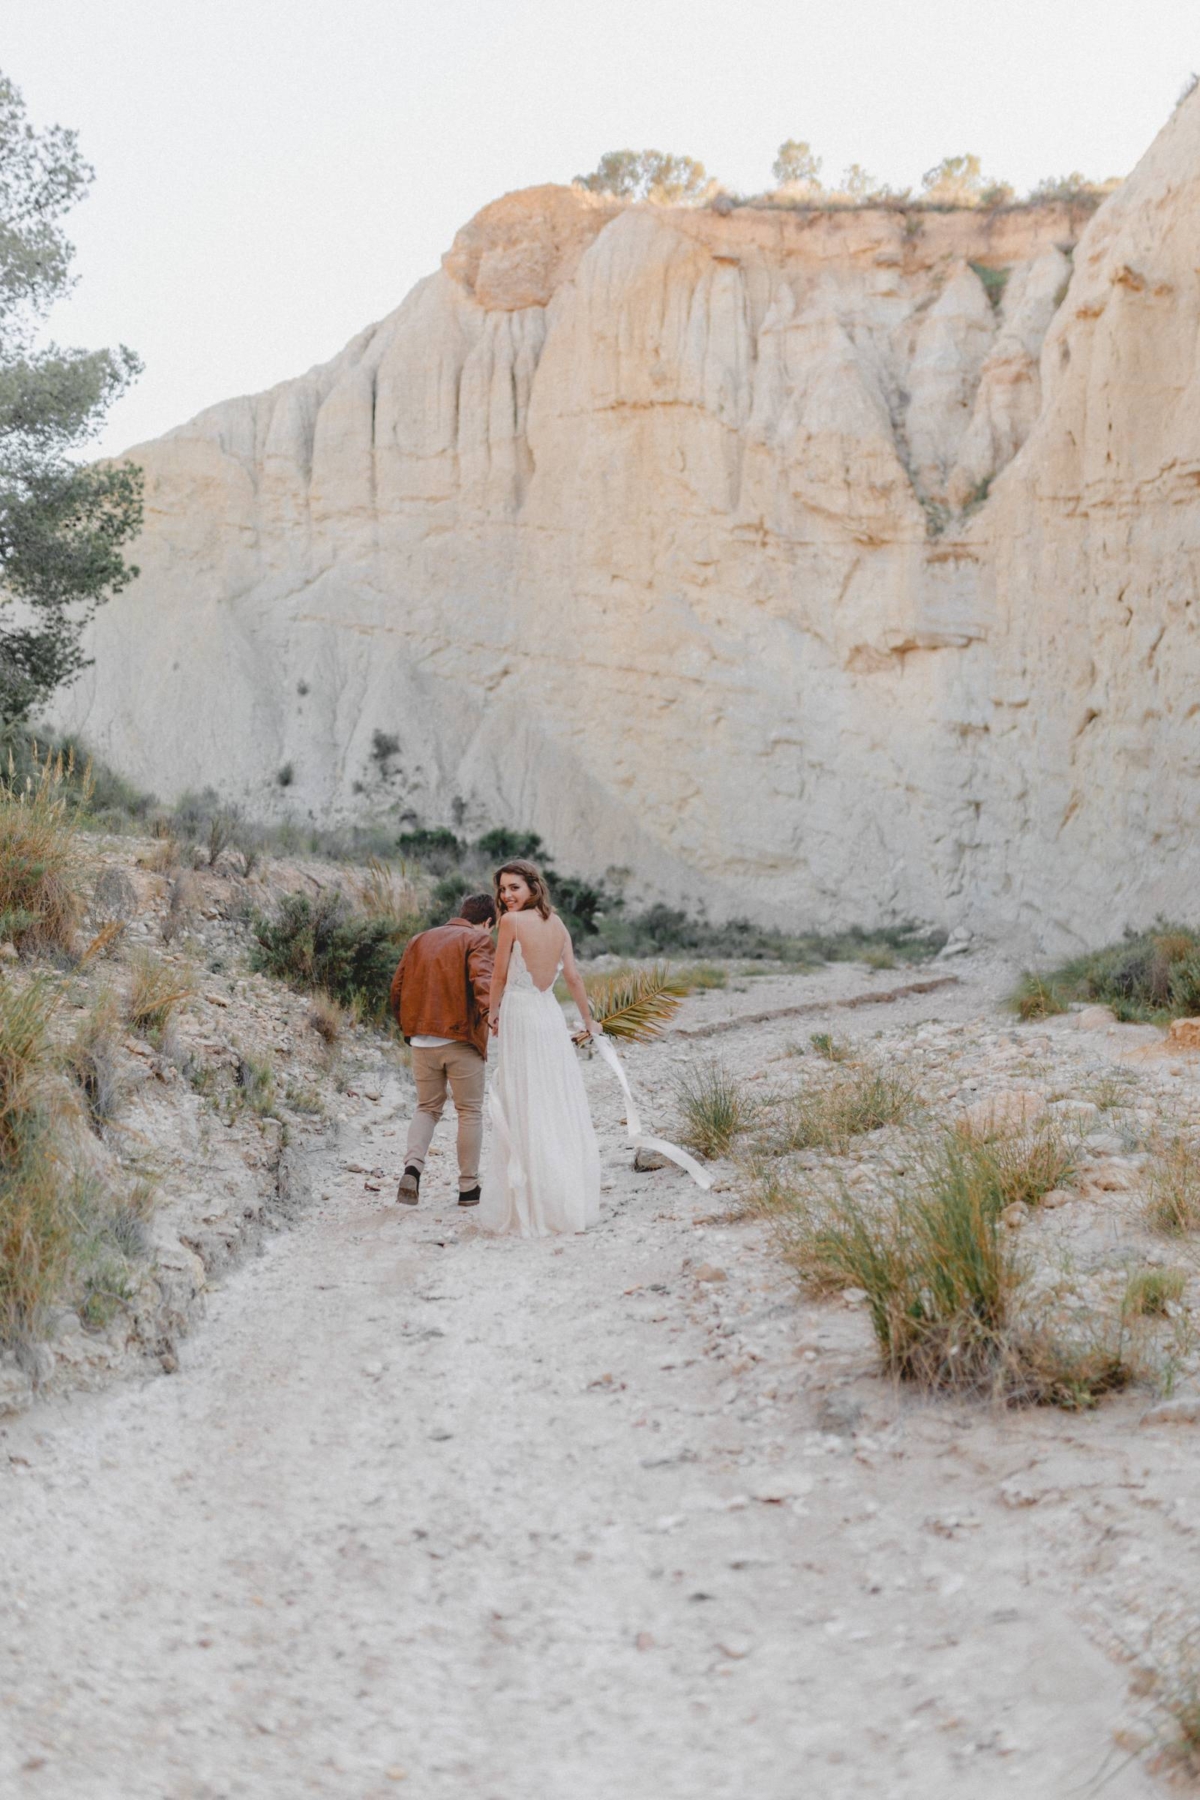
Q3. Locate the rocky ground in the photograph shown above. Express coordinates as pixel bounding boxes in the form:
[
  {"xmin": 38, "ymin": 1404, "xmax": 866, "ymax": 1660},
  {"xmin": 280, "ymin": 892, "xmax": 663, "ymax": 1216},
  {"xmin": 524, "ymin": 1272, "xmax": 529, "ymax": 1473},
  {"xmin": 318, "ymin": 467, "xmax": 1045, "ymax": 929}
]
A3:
[{"xmin": 3, "ymin": 917, "xmax": 1200, "ymax": 1797}]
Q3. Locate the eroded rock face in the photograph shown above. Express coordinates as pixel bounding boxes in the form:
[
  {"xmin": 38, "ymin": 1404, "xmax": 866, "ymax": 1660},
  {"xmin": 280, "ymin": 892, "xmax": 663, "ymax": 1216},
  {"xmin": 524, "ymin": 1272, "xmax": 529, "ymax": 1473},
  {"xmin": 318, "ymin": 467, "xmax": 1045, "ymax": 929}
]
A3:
[{"xmin": 52, "ymin": 100, "xmax": 1200, "ymax": 950}]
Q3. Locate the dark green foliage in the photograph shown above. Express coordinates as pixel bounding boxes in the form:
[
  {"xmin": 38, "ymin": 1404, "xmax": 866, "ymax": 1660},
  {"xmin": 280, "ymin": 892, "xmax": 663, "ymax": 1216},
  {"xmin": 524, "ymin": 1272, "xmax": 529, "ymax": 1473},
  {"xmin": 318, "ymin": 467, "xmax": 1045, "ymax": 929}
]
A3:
[
  {"xmin": 1012, "ymin": 925, "xmax": 1200, "ymax": 1022},
  {"xmin": 0, "ymin": 75, "xmax": 143, "ymax": 724},
  {"xmin": 249, "ymin": 891, "xmax": 411, "ymax": 1018},
  {"xmin": 968, "ymin": 262, "xmax": 1010, "ymax": 310},
  {"xmin": 370, "ymin": 730, "xmax": 399, "ymax": 769},
  {"xmin": 475, "ymin": 827, "xmax": 546, "ymax": 863},
  {"xmin": 397, "ymin": 826, "xmax": 463, "ymax": 861}
]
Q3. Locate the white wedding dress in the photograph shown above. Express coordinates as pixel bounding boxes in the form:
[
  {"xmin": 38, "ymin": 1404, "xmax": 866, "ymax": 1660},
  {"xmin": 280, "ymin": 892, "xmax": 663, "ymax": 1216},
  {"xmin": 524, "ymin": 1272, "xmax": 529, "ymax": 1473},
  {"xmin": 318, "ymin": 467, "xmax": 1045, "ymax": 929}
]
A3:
[{"xmin": 482, "ymin": 940, "xmax": 602, "ymax": 1237}]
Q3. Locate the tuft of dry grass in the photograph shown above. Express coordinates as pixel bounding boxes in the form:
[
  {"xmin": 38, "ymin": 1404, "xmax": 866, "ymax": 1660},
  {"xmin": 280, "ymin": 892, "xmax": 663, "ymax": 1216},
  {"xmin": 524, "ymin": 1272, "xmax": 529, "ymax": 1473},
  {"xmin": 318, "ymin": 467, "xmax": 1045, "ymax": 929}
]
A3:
[
  {"xmin": 126, "ymin": 951, "xmax": 195, "ymax": 1040},
  {"xmin": 672, "ymin": 961, "xmax": 728, "ymax": 991},
  {"xmin": 1143, "ymin": 1133, "xmax": 1200, "ymax": 1235},
  {"xmin": 809, "ymin": 1031, "xmax": 853, "ymax": 1062},
  {"xmin": 0, "ymin": 746, "xmax": 85, "ymax": 956},
  {"xmin": 951, "ymin": 1116, "xmax": 1078, "ymax": 1208},
  {"xmin": 64, "ymin": 988, "xmax": 130, "ymax": 1131},
  {"xmin": 674, "ymin": 1060, "xmax": 751, "ymax": 1159},
  {"xmin": 1123, "ymin": 1265, "xmax": 1187, "ymax": 1320},
  {"xmin": 763, "ymin": 1064, "xmax": 916, "ymax": 1155},
  {"xmin": 0, "ymin": 978, "xmax": 75, "ymax": 1344},
  {"xmin": 353, "ymin": 856, "xmax": 421, "ymax": 923},
  {"xmin": 77, "ymin": 919, "xmax": 126, "ymax": 968}
]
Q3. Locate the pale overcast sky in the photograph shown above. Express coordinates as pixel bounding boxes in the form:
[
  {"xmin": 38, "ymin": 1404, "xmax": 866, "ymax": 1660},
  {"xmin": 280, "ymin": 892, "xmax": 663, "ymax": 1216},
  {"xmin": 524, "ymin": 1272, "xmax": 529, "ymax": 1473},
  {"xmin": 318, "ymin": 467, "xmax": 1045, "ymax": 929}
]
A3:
[{"xmin": 9, "ymin": 0, "xmax": 1197, "ymax": 455}]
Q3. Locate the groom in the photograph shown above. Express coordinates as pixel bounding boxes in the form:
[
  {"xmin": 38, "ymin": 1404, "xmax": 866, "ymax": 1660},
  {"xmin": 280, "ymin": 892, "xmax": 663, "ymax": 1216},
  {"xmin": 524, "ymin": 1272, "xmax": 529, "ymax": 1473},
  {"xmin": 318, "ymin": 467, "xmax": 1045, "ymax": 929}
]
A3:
[{"xmin": 389, "ymin": 892, "xmax": 496, "ymax": 1208}]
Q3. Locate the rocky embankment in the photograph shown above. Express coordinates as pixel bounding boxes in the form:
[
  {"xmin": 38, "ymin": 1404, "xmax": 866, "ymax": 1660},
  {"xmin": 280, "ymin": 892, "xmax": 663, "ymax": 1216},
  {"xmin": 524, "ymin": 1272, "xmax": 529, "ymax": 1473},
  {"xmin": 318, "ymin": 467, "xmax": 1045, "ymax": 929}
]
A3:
[{"xmin": 0, "ymin": 837, "xmax": 405, "ymax": 1418}]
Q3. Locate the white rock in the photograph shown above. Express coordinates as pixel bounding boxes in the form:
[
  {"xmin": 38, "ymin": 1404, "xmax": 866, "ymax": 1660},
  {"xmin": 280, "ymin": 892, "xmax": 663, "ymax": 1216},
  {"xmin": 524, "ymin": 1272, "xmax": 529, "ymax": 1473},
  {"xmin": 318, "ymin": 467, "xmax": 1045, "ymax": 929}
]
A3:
[{"xmin": 49, "ymin": 101, "xmax": 1200, "ymax": 949}]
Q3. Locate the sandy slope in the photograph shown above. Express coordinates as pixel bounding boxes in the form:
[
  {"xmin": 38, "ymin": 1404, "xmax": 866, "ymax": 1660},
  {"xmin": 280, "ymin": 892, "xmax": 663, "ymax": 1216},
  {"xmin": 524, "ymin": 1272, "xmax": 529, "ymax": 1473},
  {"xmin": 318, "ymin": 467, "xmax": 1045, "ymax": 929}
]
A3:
[{"xmin": 0, "ymin": 959, "xmax": 1186, "ymax": 1797}]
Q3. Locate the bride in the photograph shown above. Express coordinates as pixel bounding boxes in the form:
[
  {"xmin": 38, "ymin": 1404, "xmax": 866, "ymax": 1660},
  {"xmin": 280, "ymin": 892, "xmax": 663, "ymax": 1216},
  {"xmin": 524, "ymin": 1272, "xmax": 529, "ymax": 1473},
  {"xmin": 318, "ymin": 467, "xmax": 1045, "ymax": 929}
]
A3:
[{"xmin": 481, "ymin": 858, "xmax": 602, "ymax": 1237}]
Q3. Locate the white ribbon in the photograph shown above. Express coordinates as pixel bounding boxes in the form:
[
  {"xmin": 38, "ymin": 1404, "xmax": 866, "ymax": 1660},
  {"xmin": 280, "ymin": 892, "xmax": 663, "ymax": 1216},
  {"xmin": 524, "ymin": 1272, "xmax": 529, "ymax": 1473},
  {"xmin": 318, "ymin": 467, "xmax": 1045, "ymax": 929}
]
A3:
[{"xmin": 588, "ymin": 1030, "xmax": 713, "ymax": 1191}]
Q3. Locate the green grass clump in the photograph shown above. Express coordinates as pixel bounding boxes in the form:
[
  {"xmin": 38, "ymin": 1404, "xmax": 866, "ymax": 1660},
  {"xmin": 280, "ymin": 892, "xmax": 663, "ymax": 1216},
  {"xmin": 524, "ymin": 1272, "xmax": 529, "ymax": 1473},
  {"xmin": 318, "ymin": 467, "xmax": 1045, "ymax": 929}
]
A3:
[
  {"xmin": 235, "ymin": 1052, "xmax": 277, "ymax": 1119},
  {"xmin": 776, "ymin": 1126, "xmax": 1135, "ymax": 1405},
  {"xmin": 1123, "ymin": 1266, "xmax": 1187, "ymax": 1320},
  {"xmin": 674, "ymin": 1060, "xmax": 751, "ymax": 1159},
  {"xmin": 250, "ymin": 891, "xmax": 414, "ymax": 1020},
  {"xmin": 1011, "ymin": 925, "xmax": 1200, "ymax": 1023},
  {"xmin": 810, "ymin": 1031, "xmax": 853, "ymax": 1062}
]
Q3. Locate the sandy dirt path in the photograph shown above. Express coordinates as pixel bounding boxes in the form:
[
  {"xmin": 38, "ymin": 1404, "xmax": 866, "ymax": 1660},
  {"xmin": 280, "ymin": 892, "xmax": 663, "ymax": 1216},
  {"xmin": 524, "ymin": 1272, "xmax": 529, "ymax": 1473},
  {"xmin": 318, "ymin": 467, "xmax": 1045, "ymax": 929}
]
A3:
[{"xmin": 0, "ymin": 966, "xmax": 1169, "ymax": 1797}]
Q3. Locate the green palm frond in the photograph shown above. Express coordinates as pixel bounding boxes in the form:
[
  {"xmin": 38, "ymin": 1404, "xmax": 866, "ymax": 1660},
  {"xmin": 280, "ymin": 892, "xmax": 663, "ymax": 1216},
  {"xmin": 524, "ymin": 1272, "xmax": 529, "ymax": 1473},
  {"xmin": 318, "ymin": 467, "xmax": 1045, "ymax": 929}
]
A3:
[{"xmin": 584, "ymin": 962, "xmax": 689, "ymax": 1042}]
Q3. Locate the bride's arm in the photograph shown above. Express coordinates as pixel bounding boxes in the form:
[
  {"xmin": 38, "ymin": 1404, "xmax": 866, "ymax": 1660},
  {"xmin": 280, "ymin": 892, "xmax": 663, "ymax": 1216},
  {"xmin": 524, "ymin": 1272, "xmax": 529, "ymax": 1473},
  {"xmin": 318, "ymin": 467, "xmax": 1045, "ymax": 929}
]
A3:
[
  {"xmin": 488, "ymin": 913, "xmax": 516, "ymax": 1035},
  {"xmin": 560, "ymin": 931, "xmax": 597, "ymax": 1037}
]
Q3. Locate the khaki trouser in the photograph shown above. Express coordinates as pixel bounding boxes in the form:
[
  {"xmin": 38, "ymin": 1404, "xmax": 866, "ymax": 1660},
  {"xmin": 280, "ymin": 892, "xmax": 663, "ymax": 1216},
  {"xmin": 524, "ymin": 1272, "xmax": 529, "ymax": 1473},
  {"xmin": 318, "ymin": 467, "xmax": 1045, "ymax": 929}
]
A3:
[{"xmin": 405, "ymin": 1042, "xmax": 486, "ymax": 1192}]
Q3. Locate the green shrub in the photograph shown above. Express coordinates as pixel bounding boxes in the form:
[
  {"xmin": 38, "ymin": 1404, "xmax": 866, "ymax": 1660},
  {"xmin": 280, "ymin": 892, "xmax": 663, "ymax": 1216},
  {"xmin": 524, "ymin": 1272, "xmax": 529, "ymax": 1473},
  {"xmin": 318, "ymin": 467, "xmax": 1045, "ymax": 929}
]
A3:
[
  {"xmin": 250, "ymin": 890, "xmax": 411, "ymax": 1018},
  {"xmin": 1010, "ymin": 925, "xmax": 1200, "ymax": 1023}
]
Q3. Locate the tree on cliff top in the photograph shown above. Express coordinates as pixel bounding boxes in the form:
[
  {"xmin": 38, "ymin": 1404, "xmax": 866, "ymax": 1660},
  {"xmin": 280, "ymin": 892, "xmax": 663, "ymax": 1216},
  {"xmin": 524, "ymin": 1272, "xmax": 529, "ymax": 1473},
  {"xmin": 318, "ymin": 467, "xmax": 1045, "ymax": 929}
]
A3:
[
  {"xmin": 772, "ymin": 139, "xmax": 823, "ymax": 191},
  {"xmin": 575, "ymin": 149, "xmax": 709, "ymax": 204},
  {"xmin": 0, "ymin": 73, "xmax": 143, "ymax": 725}
]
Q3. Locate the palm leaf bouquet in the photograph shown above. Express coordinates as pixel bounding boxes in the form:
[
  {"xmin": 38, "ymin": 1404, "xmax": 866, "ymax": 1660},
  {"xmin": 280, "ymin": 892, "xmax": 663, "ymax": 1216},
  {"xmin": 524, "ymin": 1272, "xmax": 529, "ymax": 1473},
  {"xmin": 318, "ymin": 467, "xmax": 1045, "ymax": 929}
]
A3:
[{"xmin": 580, "ymin": 962, "xmax": 690, "ymax": 1042}]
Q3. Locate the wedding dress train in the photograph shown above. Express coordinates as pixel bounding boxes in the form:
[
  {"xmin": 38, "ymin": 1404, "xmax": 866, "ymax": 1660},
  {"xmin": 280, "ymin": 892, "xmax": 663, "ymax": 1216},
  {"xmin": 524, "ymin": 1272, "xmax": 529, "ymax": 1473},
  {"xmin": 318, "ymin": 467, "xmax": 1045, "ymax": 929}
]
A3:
[{"xmin": 482, "ymin": 940, "xmax": 601, "ymax": 1237}]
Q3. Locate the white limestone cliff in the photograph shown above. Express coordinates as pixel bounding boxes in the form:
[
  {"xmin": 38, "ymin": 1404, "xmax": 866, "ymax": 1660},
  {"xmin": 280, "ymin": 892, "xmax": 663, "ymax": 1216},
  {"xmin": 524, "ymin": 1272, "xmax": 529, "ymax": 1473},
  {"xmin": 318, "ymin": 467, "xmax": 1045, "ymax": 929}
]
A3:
[{"xmin": 52, "ymin": 98, "xmax": 1200, "ymax": 949}]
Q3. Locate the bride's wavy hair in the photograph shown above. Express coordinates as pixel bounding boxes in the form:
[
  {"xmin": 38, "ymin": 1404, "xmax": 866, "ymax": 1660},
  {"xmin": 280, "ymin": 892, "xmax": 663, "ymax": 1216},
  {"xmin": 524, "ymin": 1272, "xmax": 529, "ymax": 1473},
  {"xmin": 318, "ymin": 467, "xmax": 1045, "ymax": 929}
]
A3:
[{"xmin": 493, "ymin": 859, "xmax": 553, "ymax": 920}]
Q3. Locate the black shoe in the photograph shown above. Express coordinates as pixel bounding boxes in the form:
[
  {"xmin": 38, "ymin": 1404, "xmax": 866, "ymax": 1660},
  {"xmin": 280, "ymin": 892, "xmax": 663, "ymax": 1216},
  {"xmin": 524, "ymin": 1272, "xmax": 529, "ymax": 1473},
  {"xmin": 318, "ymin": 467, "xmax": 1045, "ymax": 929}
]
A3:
[
  {"xmin": 397, "ymin": 1166, "xmax": 421, "ymax": 1205},
  {"xmin": 457, "ymin": 1186, "xmax": 481, "ymax": 1207}
]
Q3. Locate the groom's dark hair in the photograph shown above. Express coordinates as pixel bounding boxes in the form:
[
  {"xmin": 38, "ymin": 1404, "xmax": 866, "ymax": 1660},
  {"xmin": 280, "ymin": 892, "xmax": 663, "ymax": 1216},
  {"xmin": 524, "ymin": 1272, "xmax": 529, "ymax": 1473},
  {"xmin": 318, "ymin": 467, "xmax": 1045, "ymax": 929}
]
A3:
[{"xmin": 459, "ymin": 892, "xmax": 497, "ymax": 927}]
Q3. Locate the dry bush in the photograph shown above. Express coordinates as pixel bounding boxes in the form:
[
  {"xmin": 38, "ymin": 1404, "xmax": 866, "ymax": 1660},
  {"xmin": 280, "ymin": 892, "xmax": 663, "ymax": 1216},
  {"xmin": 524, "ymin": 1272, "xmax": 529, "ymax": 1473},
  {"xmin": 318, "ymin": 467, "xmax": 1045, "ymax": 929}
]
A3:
[
  {"xmin": 0, "ymin": 747, "xmax": 84, "ymax": 956},
  {"xmin": 65, "ymin": 988, "xmax": 130, "ymax": 1130},
  {"xmin": 126, "ymin": 951, "xmax": 195, "ymax": 1040},
  {"xmin": 139, "ymin": 833, "xmax": 180, "ymax": 874},
  {"xmin": 1144, "ymin": 1133, "xmax": 1200, "ymax": 1234},
  {"xmin": 764, "ymin": 1064, "xmax": 916, "ymax": 1154},
  {"xmin": 674, "ymin": 1060, "xmax": 751, "ymax": 1159},
  {"xmin": 308, "ymin": 990, "xmax": 346, "ymax": 1044},
  {"xmin": 161, "ymin": 871, "xmax": 199, "ymax": 943}
]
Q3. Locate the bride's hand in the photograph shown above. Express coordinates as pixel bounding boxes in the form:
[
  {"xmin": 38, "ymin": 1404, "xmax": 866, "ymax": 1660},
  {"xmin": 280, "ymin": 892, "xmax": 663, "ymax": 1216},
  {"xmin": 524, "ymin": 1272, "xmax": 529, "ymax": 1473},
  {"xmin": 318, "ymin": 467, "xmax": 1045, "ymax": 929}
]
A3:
[{"xmin": 489, "ymin": 1013, "xmax": 499, "ymax": 1036}]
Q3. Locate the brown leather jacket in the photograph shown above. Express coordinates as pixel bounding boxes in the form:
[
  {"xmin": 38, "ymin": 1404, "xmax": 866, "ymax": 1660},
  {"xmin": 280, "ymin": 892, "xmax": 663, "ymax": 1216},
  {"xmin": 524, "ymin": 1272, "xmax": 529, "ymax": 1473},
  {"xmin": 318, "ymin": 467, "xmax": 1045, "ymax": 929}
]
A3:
[{"xmin": 389, "ymin": 918, "xmax": 494, "ymax": 1056}]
